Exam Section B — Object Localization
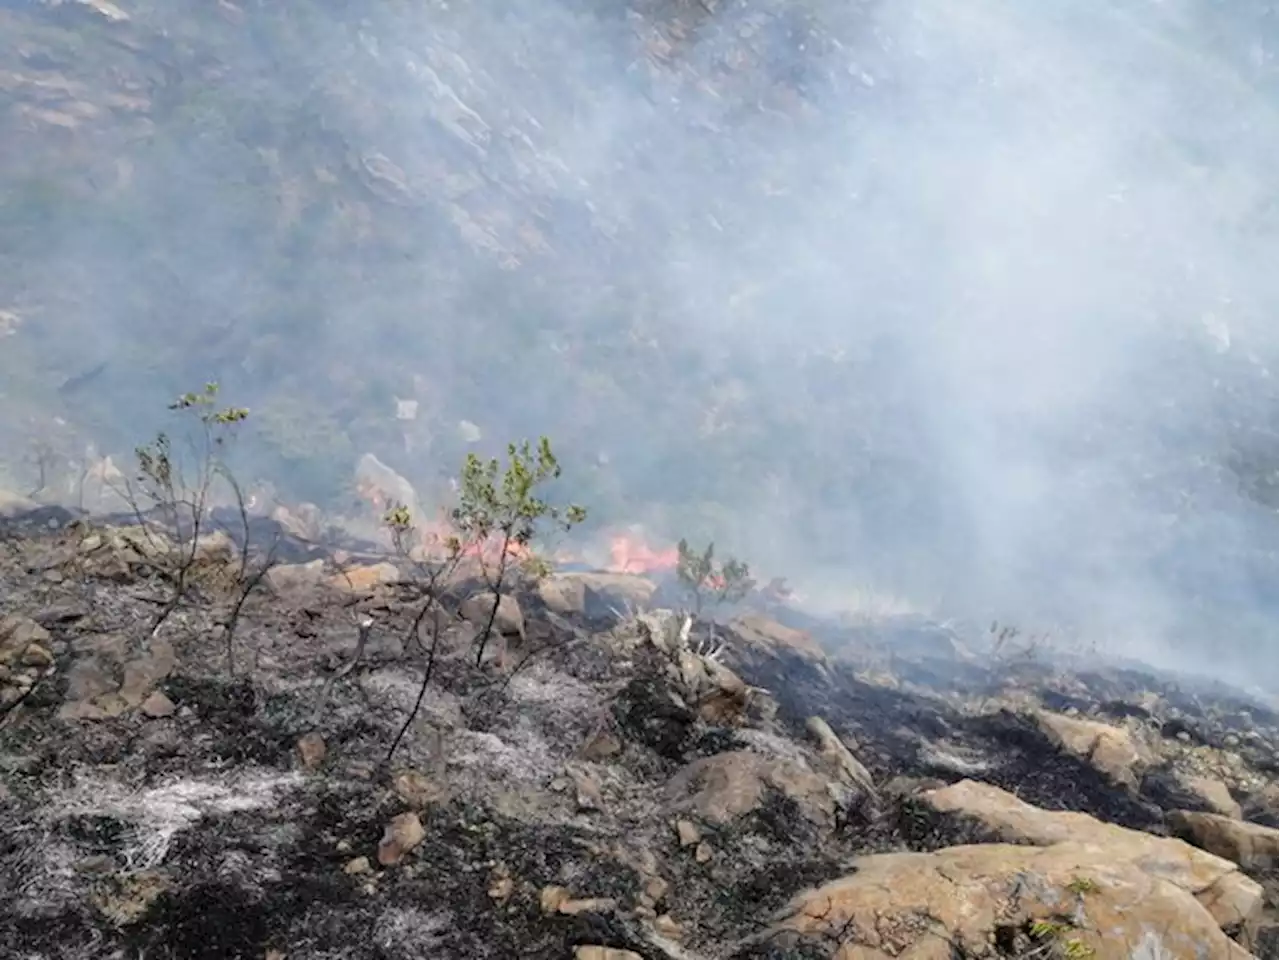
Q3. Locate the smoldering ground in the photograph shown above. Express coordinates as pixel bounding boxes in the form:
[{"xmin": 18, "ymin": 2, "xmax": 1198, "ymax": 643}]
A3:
[{"xmin": 0, "ymin": 0, "xmax": 1275, "ymax": 688}]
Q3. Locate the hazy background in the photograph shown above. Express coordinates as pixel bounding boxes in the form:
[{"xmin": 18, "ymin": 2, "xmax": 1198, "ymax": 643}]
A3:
[{"xmin": 0, "ymin": 0, "xmax": 1275, "ymax": 690}]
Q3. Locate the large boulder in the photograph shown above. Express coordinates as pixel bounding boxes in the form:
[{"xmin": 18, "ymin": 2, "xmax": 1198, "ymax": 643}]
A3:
[
  {"xmin": 917, "ymin": 779, "xmax": 1263, "ymax": 931},
  {"xmin": 1033, "ymin": 709, "xmax": 1154, "ymax": 789},
  {"xmin": 1168, "ymin": 810, "xmax": 1280, "ymax": 875},
  {"xmin": 537, "ymin": 572, "xmax": 657, "ymax": 618},
  {"xmin": 754, "ymin": 841, "xmax": 1255, "ymax": 960}
]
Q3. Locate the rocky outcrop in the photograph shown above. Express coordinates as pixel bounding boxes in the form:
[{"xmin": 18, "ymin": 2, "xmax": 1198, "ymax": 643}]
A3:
[{"xmin": 758, "ymin": 841, "xmax": 1255, "ymax": 960}]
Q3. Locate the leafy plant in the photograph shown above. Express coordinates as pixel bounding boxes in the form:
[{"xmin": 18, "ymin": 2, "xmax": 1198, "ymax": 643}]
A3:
[
  {"xmin": 126, "ymin": 383, "xmax": 275, "ymax": 670},
  {"xmin": 452, "ymin": 437, "xmax": 586, "ymax": 667},
  {"xmin": 380, "ymin": 437, "xmax": 585, "ymax": 763},
  {"xmin": 675, "ymin": 538, "xmax": 754, "ymax": 618}
]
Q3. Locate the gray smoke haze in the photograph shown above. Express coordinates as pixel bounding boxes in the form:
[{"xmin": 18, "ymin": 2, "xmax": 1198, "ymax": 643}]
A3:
[{"xmin": 1, "ymin": 0, "xmax": 1276, "ymax": 690}]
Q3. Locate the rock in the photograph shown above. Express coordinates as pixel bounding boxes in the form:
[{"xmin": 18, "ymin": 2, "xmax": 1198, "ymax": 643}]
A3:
[
  {"xmin": 0, "ymin": 616, "xmax": 52, "ymax": 665},
  {"xmin": 727, "ymin": 614, "xmax": 826, "ymax": 661},
  {"xmin": 693, "ymin": 842, "xmax": 713, "ymax": 864},
  {"xmin": 193, "ymin": 530, "xmax": 235, "ymax": 563},
  {"xmin": 459, "ymin": 592, "xmax": 525, "ymax": 641},
  {"xmin": 760, "ymin": 841, "xmax": 1256, "ymax": 960},
  {"xmin": 540, "ymin": 885, "xmax": 570, "ymax": 914},
  {"xmin": 558, "ymin": 897, "xmax": 618, "ymax": 916},
  {"xmin": 653, "ymin": 914, "xmax": 681, "ymax": 939},
  {"xmin": 1033, "ymin": 709, "xmax": 1153, "ymax": 788},
  {"xmin": 343, "ymin": 856, "xmax": 372, "ymax": 875},
  {"xmin": 392, "ymin": 770, "xmax": 445, "ymax": 809},
  {"xmin": 20, "ymin": 644, "xmax": 54, "ymax": 668},
  {"xmin": 919, "ymin": 779, "xmax": 1263, "ymax": 930},
  {"xmin": 573, "ymin": 948, "xmax": 643, "ymax": 960},
  {"xmin": 296, "ymin": 732, "xmax": 327, "ymax": 771},
  {"xmin": 487, "ymin": 866, "xmax": 514, "ymax": 901},
  {"xmin": 674, "ymin": 819, "xmax": 700, "ymax": 847},
  {"xmin": 1242, "ymin": 782, "xmax": 1279, "ymax": 827},
  {"xmin": 569, "ymin": 766, "xmax": 604, "ymax": 811},
  {"xmin": 665, "ymin": 750, "xmax": 841, "ymax": 827},
  {"xmin": 1168, "ymin": 810, "xmax": 1280, "ymax": 875},
  {"xmin": 265, "ymin": 560, "xmax": 326, "ymax": 595},
  {"xmin": 805, "ymin": 716, "xmax": 876, "ymax": 797},
  {"xmin": 327, "ymin": 562, "xmax": 400, "ymax": 593},
  {"xmin": 580, "ymin": 730, "xmax": 623, "ymax": 760},
  {"xmin": 1182, "ymin": 775, "xmax": 1245, "ymax": 820},
  {"xmin": 59, "ymin": 638, "xmax": 176, "ymax": 721},
  {"xmin": 376, "ymin": 812, "xmax": 426, "ymax": 866},
  {"xmin": 139, "ymin": 690, "xmax": 176, "ymax": 719},
  {"xmin": 538, "ymin": 572, "xmax": 657, "ymax": 617}
]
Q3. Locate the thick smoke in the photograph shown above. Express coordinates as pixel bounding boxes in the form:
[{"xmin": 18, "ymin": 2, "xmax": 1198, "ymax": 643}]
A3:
[{"xmin": 1, "ymin": 0, "xmax": 1275, "ymax": 690}]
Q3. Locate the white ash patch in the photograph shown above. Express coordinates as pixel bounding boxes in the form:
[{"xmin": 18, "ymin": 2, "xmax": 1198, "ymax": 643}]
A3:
[
  {"xmin": 507, "ymin": 663, "xmax": 601, "ymax": 715},
  {"xmin": 447, "ymin": 720, "xmax": 558, "ymax": 785},
  {"xmin": 46, "ymin": 769, "xmax": 303, "ymax": 870},
  {"xmin": 371, "ymin": 906, "xmax": 452, "ymax": 957},
  {"xmin": 358, "ymin": 667, "xmax": 464, "ymax": 727}
]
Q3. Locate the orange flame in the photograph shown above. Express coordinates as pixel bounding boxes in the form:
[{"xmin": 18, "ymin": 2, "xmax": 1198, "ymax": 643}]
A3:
[
  {"xmin": 355, "ymin": 480, "xmax": 530, "ymax": 565},
  {"xmin": 606, "ymin": 532, "xmax": 679, "ymax": 575}
]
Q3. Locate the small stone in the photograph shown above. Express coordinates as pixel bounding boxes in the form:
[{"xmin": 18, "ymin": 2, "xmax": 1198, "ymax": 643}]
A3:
[
  {"xmin": 20, "ymin": 644, "xmax": 54, "ymax": 668},
  {"xmin": 654, "ymin": 914, "xmax": 682, "ymax": 938},
  {"xmin": 581, "ymin": 731, "xmax": 623, "ymax": 761},
  {"xmin": 1177, "ymin": 731, "xmax": 1191, "ymax": 743},
  {"xmin": 540, "ymin": 885, "xmax": 570, "ymax": 914},
  {"xmin": 694, "ymin": 842, "xmax": 713, "ymax": 864},
  {"xmin": 140, "ymin": 690, "xmax": 176, "ymax": 719},
  {"xmin": 570, "ymin": 767, "xmax": 604, "ymax": 811},
  {"xmin": 392, "ymin": 770, "xmax": 444, "ymax": 809},
  {"xmin": 573, "ymin": 949, "xmax": 643, "ymax": 960},
  {"xmin": 558, "ymin": 897, "xmax": 618, "ymax": 916},
  {"xmin": 675, "ymin": 819, "xmax": 700, "ymax": 847},
  {"xmin": 336, "ymin": 839, "xmax": 352, "ymax": 853},
  {"xmin": 377, "ymin": 812, "xmax": 425, "ymax": 866},
  {"xmin": 296, "ymin": 732, "xmax": 326, "ymax": 771},
  {"xmin": 42, "ymin": 568, "xmax": 64, "ymax": 583},
  {"xmin": 487, "ymin": 874, "xmax": 514, "ymax": 901},
  {"xmin": 343, "ymin": 856, "xmax": 372, "ymax": 875},
  {"xmin": 642, "ymin": 876, "xmax": 669, "ymax": 905}
]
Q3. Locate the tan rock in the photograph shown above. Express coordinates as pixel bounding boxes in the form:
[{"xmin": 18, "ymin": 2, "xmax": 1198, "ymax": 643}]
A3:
[
  {"xmin": 558, "ymin": 897, "xmax": 618, "ymax": 916},
  {"xmin": 653, "ymin": 913, "xmax": 682, "ymax": 938},
  {"xmin": 392, "ymin": 770, "xmax": 445, "ymax": 809},
  {"xmin": 806, "ymin": 716, "xmax": 876, "ymax": 797},
  {"xmin": 674, "ymin": 819, "xmax": 700, "ymax": 847},
  {"xmin": 59, "ymin": 638, "xmax": 175, "ymax": 721},
  {"xmin": 343, "ymin": 856, "xmax": 372, "ymax": 875},
  {"xmin": 540, "ymin": 572, "xmax": 657, "ymax": 615},
  {"xmin": 264, "ymin": 560, "xmax": 326, "ymax": 595},
  {"xmin": 694, "ymin": 842, "xmax": 713, "ymax": 864},
  {"xmin": 459, "ymin": 592, "xmax": 525, "ymax": 640},
  {"xmin": 296, "ymin": 732, "xmax": 326, "ymax": 771},
  {"xmin": 580, "ymin": 730, "xmax": 623, "ymax": 761},
  {"xmin": 1033, "ymin": 710, "xmax": 1152, "ymax": 788},
  {"xmin": 1168, "ymin": 810, "xmax": 1280, "ymax": 874},
  {"xmin": 728, "ymin": 614, "xmax": 826, "ymax": 661},
  {"xmin": 140, "ymin": 690, "xmax": 176, "ymax": 719},
  {"xmin": 0, "ymin": 616, "xmax": 52, "ymax": 665},
  {"xmin": 376, "ymin": 812, "xmax": 426, "ymax": 866},
  {"xmin": 920, "ymin": 779, "xmax": 1263, "ymax": 930},
  {"xmin": 766, "ymin": 842, "xmax": 1254, "ymax": 960},
  {"xmin": 666, "ymin": 750, "xmax": 838, "ymax": 826},
  {"xmin": 20, "ymin": 644, "xmax": 55, "ymax": 668},
  {"xmin": 1182, "ymin": 776, "xmax": 1244, "ymax": 820},
  {"xmin": 570, "ymin": 766, "xmax": 604, "ymax": 811},
  {"xmin": 540, "ymin": 885, "xmax": 570, "ymax": 914},
  {"xmin": 572, "ymin": 948, "xmax": 643, "ymax": 960},
  {"xmin": 327, "ymin": 562, "xmax": 400, "ymax": 593}
]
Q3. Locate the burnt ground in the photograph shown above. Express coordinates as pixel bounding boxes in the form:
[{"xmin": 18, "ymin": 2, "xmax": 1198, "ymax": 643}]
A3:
[{"xmin": 0, "ymin": 512, "xmax": 1277, "ymax": 959}]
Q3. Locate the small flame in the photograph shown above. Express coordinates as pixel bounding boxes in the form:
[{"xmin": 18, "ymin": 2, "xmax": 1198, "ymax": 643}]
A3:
[{"xmin": 606, "ymin": 533, "xmax": 679, "ymax": 575}]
